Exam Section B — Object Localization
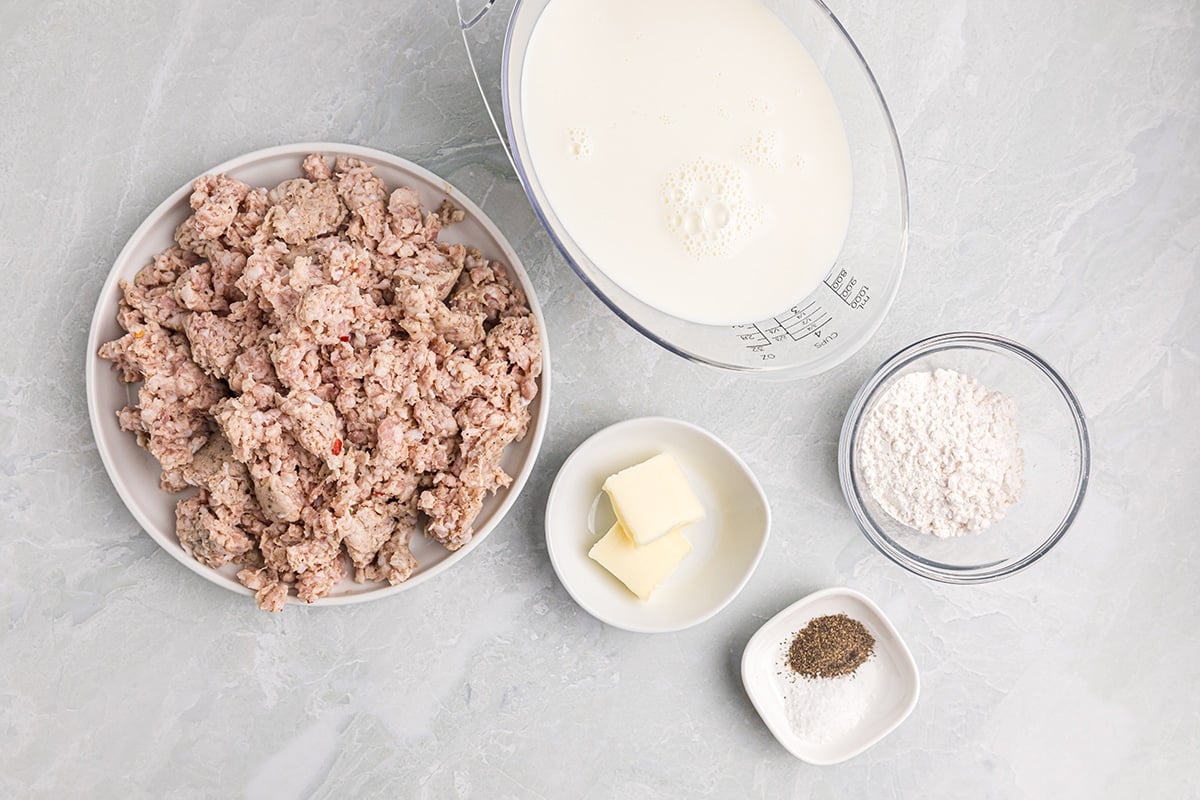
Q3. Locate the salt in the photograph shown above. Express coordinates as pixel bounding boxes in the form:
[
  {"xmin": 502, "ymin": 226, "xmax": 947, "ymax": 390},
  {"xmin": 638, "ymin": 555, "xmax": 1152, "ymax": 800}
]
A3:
[{"xmin": 782, "ymin": 658, "xmax": 881, "ymax": 745}]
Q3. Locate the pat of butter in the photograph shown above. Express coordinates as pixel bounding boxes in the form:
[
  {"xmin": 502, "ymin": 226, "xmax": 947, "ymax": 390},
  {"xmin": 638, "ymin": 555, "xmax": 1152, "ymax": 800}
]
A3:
[
  {"xmin": 588, "ymin": 522, "xmax": 692, "ymax": 600},
  {"xmin": 602, "ymin": 452, "xmax": 705, "ymax": 545}
]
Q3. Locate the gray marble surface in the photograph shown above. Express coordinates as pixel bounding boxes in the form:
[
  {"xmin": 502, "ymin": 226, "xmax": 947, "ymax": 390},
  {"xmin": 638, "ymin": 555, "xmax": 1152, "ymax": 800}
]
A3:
[{"xmin": 2, "ymin": 0, "xmax": 1198, "ymax": 797}]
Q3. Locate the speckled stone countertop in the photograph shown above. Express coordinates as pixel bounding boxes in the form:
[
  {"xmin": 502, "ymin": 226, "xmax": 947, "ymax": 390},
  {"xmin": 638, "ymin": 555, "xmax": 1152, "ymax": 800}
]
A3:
[{"xmin": 2, "ymin": 1, "xmax": 1198, "ymax": 797}]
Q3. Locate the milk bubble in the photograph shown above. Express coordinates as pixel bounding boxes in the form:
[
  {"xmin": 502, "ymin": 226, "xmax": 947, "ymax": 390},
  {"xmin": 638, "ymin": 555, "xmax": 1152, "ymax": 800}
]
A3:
[
  {"xmin": 742, "ymin": 129, "xmax": 780, "ymax": 168},
  {"xmin": 567, "ymin": 127, "xmax": 593, "ymax": 160},
  {"xmin": 662, "ymin": 158, "xmax": 762, "ymax": 257},
  {"xmin": 749, "ymin": 96, "xmax": 774, "ymax": 115}
]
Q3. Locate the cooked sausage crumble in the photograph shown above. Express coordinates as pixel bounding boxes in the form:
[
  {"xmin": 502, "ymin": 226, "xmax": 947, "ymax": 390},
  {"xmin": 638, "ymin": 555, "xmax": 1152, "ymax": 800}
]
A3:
[{"xmin": 99, "ymin": 154, "xmax": 543, "ymax": 611}]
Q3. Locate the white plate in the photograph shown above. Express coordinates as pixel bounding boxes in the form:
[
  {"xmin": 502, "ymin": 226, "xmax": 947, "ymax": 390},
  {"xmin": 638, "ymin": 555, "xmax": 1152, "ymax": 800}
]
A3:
[
  {"xmin": 741, "ymin": 587, "xmax": 919, "ymax": 764},
  {"xmin": 85, "ymin": 143, "xmax": 551, "ymax": 606},
  {"xmin": 545, "ymin": 417, "xmax": 770, "ymax": 633}
]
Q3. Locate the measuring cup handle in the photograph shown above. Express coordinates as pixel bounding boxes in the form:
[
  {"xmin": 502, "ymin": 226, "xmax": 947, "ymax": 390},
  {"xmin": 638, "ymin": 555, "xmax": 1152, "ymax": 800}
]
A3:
[
  {"xmin": 457, "ymin": 0, "xmax": 496, "ymax": 30},
  {"xmin": 457, "ymin": 0, "xmax": 517, "ymax": 171}
]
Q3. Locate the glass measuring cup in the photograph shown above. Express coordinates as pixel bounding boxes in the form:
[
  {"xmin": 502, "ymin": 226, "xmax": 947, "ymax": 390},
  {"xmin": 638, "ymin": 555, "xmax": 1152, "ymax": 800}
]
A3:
[{"xmin": 458, "ymin": 0, "xmax": 908, "ymax": 376}]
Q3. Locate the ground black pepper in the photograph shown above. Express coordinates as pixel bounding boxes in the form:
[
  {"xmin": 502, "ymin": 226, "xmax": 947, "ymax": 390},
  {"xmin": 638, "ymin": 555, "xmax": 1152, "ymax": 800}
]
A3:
[{"xmin": 786, "ymin": 613, "xmax": 876, "ymax": 679}]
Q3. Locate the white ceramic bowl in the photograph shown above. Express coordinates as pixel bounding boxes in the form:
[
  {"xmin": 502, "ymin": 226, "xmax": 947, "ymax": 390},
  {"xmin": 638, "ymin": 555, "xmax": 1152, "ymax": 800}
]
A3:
[
  {"xmin": 545, "ymin": 417, "xmax": 770, "ymax": 633},
  {"xmin": 741, "ymin": 587, "xmax": 919, "ymax": 764},
  {"xmin": 85, "ymin": 143, "xmax": 551, "ymax": 606}
]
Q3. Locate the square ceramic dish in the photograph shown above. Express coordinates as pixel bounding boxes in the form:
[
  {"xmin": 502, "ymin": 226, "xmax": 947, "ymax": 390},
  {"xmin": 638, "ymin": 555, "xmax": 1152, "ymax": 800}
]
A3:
[{"xmin": 741, "ymin": 587, "xmax": 919, "ymax": 764}]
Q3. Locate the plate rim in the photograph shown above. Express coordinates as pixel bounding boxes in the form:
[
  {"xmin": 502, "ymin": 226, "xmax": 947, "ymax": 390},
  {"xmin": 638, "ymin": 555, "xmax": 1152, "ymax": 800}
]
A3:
[
  {"xmin": 544, "ymin": 415, "xmax": 771, "ymax": 633},
  {"xmin": 84, "ymin": 141, "xmax": 552, "ymax": 607}
]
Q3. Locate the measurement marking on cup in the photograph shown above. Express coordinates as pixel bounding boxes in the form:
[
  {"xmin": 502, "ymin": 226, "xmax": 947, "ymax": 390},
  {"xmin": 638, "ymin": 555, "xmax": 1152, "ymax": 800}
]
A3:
[
  {"xmin": 776, "ymin": 304, "xmax": 832, "ymax": 341},
  {"xmin": 738, "ymin": 323, "xmax": 774, "ymax": 359},
  {"xmin": 738, "ymin": 306, "xmax": 833, "ymax": 356},
  {"xmin": 825, "ymin": 268, "xmax": 872, "ymax": 310},
  {"xmin": 737, "ymin": 324, "xmax": 772, "ymax": 347},
  {"xmin": 734, "ymin": 290, "xmax": 846, "ymax": 360},
  {"xmin": 790, "ymin": 313, "xmax": 832, "ymax": 340}
]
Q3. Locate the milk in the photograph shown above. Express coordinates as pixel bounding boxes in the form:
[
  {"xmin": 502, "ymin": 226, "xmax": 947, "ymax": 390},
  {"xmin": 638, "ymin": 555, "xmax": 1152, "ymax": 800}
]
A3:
[{"xmin": 520, "ymin": 0, "xmax": 854, "ymax": 326}]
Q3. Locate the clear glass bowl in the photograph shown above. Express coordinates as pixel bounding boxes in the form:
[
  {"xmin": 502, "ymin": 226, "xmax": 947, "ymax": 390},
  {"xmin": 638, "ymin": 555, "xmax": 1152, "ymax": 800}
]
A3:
[
  {"xmin": 460, "ymin": 0, "xmax": 908, "ymax": 375},
  {"xmin": 838, "ymin": 332, "xmax": 1091, "ymax": 583}
]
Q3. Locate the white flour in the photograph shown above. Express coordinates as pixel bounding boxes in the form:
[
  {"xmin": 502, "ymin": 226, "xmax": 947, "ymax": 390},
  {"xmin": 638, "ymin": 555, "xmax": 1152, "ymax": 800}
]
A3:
[{"xmin": 858, "ymin": 368, "xmax": 1024, "ymax": 537}]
